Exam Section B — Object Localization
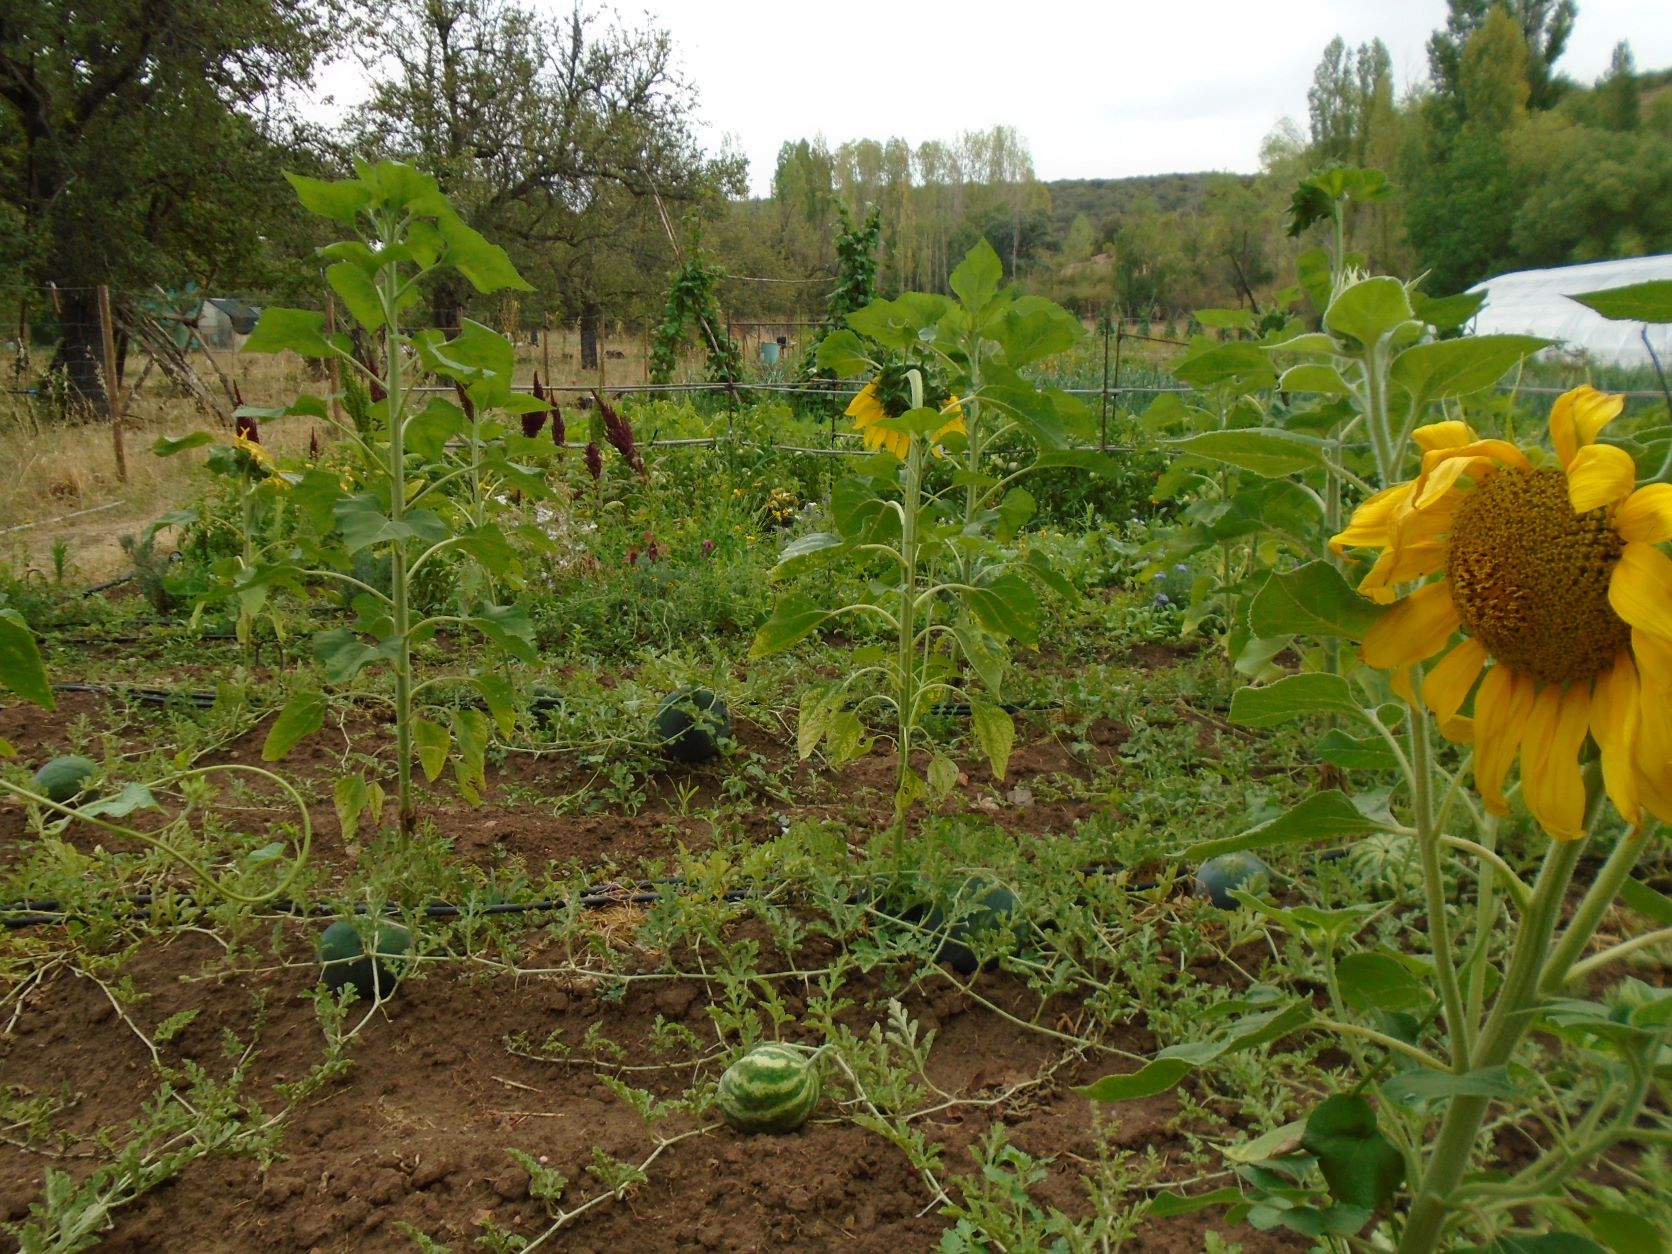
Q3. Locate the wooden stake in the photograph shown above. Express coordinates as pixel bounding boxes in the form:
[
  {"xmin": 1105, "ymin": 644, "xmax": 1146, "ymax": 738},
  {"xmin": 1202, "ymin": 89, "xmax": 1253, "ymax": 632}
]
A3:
[
  {"xmin": 325, "ymin": 290, "xmax": 344, "ymax": 429},
  {"xmin": 541, "ymin": 312, "xmax": 551, "ymax": 389},
  {"xmin": 97, "ymin": 285, "xmax": 127, "ymax": 482}
]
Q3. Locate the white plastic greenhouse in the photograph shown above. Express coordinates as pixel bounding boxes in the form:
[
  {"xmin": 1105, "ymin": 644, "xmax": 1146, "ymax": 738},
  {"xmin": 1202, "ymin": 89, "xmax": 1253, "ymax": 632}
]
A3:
[{"xmin": 1466, "ymin": 255, "xmax": 1672, "ymax": 369}]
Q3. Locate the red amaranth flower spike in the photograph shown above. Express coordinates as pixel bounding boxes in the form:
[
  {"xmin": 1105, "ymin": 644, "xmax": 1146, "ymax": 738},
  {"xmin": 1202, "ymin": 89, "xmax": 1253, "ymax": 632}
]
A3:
[
  {"xmin": 524, "ymin": 373, "xmax": 549, "ymax": 439},
  {"xmin": 593, "ymin": 389, "xmax": 646, "ymax": 479},
  {"xmin": 584, "ymin": 441, "xmax": 603, "ymax": 481}
]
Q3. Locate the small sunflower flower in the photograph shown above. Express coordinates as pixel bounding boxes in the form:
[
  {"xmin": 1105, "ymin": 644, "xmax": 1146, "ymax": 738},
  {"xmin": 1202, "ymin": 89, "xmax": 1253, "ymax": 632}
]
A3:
[
  {"xmin": 845, "ymin": 379, "xmax": 965, "ymax": 460},
  {"xmin": 1333, "ymin": 386, "xmax": 1672, "ymax": 839}
]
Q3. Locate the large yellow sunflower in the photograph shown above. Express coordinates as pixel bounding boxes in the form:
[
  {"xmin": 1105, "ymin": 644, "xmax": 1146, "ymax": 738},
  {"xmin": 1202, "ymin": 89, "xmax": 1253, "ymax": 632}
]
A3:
[
  {"xmin": 846, "ymin": 380, "xmax": 965, "ymax": 460},
  {"xmin": 1332, "ymin": 385, "xmax": 1672, "ymax": 839}
]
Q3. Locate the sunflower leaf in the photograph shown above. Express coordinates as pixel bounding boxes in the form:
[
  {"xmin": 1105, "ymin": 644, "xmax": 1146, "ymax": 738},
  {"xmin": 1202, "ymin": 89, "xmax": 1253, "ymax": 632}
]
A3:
[
  {"xmin": 1167, "ymin": 429, "xmax": 1325, "ymax": 478},
  {"xmin": 1569, "ymin": 281, "xmax": 1672, "ymax": 325},
  {"xmin": 1186, "ymin": 790, "xmax": 1396, "ymax": 859},
  {"xmin": 1249, "ymin": 561, "xmax": 1383, "ymax": 640},
  {"xmin": 1230, "ymin": 674, "xmax": 1371, "ymax": 729}
]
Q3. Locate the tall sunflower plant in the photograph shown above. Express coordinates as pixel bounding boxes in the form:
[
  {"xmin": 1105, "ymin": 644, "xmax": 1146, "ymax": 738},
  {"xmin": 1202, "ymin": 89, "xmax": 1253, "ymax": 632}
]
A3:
[
  {"xmin": 228, "ymin": 161, "xmax": 553, "ymax": 836},
  {"xmin": 1084, "ymin": 270, "xmax": 1672, "ymax": 1250},
  {"xmin": 749, "ymin": 241, "xmax": 1107, "ymax": 863}
]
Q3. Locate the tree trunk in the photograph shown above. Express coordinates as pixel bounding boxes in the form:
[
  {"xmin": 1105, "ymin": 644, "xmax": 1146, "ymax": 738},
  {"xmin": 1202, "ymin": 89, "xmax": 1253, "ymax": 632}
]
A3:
[
  {"xmin": 431, "ymin": 276, "xmax": 465, "ymax": 335},
  {"xmin": 579, "ymin": 301, "xmax": 600, "ymax": 370},
  {"xmin": 50, "ymin": 288, "xmax": 110, "ymax": 419}
]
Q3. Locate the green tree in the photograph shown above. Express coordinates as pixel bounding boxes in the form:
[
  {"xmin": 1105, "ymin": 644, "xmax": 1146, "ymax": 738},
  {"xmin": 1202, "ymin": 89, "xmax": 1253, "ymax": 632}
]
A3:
[
  {"xmin": 0, "ymin": 0, "xmax": 335, "ymax": 412},
  {"xmin": 1591, "ymin": 41, "xmax": 1641, "ymax": 132},
  {"xmin": 1308, "ymin": 37, "xmax": 1393, "ymax": 167},
  {"xmin": 347, "ymin": 0, "xmax": 743, "ymax": 351},
  {"xmin": 1428, "ymin": 0, "xmax": 1574, "ymax": 118},
  {"xmin": 1407, "ymin": 8, "xmax": 1534, "ymax": 293},
  {"xmin": 1507, "ymin": 113, "xmax": 1672, "ymax": 262}
]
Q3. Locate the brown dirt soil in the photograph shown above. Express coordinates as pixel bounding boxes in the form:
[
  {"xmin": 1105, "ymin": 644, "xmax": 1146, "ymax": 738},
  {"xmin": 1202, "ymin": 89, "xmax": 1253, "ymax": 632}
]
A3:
[{"xmin": 1, "ymin": 676, "xmax": 1309, "ymax": 1252}]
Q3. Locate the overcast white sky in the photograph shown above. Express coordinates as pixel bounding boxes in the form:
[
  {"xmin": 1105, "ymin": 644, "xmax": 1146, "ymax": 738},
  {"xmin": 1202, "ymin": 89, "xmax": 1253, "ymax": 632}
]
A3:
[{"xmin": 315, "ymin": 1, "xmax": 1672, "ymax": 196}]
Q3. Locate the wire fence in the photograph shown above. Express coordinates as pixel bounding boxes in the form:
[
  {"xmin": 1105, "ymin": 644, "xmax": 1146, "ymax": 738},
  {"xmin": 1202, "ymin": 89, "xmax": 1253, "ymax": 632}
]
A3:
[{"xmin": 5, "ymin": 282, "xmax": 1670, "ymax": 419}]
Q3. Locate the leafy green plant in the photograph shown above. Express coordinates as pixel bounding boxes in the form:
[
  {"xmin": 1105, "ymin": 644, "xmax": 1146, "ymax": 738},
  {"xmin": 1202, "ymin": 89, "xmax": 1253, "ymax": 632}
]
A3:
[
  {"xmin": 649, "ymin": 233, "xmax": 741, "ymax": 387},
  {"xmin": 1082, "ymin": 218, "xmax": 1672, "ymax": 1251},
  {"xmin": 752, "ymin": 240, "xmax": 1102, "ymax": 859},
  {"xmin": 237, "ymin": 160, "xmax": 547, "ymax": 832}
]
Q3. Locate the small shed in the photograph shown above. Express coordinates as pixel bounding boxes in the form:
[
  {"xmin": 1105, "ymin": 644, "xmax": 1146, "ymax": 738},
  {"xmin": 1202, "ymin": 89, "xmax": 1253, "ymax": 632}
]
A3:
[{"xmin": 1467, "ymin": 255, "xmax": 1672, "ymax": 369}]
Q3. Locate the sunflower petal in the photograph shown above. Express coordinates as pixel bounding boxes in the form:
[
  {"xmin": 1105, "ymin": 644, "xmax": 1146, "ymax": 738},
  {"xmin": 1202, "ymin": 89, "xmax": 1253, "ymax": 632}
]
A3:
[
  {"xmin": 1415, "ymin": 452, "xmax": 1511, "ymax": 509},
  {"xmin": 1413, "ymin": 420, "xmax": 1475, "ymax": 453},
  {"xmin": 1474, "ymin": 666, "xmax": 1532, "ymax": 816},
  {"xmin": 1618, "ymin": 483, "xmax": 1672, "ymax": 545},
  {"xmin": 1609, "ymin": 543, "xmax": 1672, "ymax": 637},
  {"xmin": 1635, "ymin": 687, "xmax": 1672, "ymax": 825},
  {"xmin": 1331, "ymin": 481, "xmax": 1418, "ymax": 553},
  {"xmin": 1356, "ymin": 536, "xmax": 1450, "ymax": 603},
  {"xmin": 845, "ymin": 380, "xmax": 883, "ymax": 420},
  {"xmin": 1362, "ymin": 580, "xmax": 1461, "ymax": 668},
  {"xmin": 1549, "ymin": 385, "xmax": 1625, "ymax": 468},
  {"xmin": 1592, "ymin": 652, "xmax": 1641, "ymax": 831},
  {"xmin": 1567, "ymin": 444, "xmax": 1638, "ymax": 514},
  {"xmin": 1423, "ymin": 637, "xmax": 1487, "ymax": 730},
  {"xmin": 1522, "ymin": 682, "xmax": 1592, "ymax": 840},
  {"xmin": 1420, "ymin": 439, "xmax": 1531, "ymax": 477},
  {"xmin": 1632, "ymin": 626, "xmax": 1672, "ymax": 696}
]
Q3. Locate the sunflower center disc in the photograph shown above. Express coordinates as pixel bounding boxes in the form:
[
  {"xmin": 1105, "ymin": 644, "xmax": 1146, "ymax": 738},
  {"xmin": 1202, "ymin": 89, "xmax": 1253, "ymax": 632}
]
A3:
[{"xmin": 1445, "ymin": 466, "xmax": 1631, "ymax": 686}]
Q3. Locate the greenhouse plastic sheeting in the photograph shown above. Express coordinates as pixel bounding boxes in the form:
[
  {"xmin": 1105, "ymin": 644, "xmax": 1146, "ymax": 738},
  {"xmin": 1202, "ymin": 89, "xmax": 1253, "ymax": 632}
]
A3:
[{"xmin": 1467, "ymin": 255, "xmax": 1672, "ymax": 368}]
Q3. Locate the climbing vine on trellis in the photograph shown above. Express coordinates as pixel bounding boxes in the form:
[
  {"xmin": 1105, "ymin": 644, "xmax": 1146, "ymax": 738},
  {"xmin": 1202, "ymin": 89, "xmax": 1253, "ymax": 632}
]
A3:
[
  {"xmin": 649, "ymin": 246, "xmax": 741, "ymax": 386},
  {"xmin": 800, "ymin": 204, "xmax": 882, "ymax": 386}
]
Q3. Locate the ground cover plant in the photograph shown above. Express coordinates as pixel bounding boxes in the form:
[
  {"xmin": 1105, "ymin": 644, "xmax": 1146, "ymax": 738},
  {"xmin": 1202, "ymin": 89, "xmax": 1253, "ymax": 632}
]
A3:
[{"xmin": 3, "ymin": 164, "xmax": 1672, "ymax": 1254}]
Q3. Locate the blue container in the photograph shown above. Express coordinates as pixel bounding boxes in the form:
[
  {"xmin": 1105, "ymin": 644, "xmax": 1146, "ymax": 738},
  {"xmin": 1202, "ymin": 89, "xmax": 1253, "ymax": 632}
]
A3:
[{"xmin": 760, "ymin": 341, "xmax": 780, "ymax": 364}]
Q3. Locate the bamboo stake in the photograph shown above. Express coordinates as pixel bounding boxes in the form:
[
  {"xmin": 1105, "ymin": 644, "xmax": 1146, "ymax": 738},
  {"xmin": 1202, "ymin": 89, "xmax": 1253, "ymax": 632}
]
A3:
[
  {"xmin": 97, "ymin": 285, "xmax": 127, "ymax": 482},
  {"xmin": 325, "ymin": 290, "xmax": 344, "ymax": 428}
]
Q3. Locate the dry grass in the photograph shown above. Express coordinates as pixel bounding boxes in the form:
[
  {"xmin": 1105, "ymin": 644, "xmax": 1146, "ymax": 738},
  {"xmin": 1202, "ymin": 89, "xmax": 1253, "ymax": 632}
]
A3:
[{"xmin": 0, "ymin": 332, "xmax": 669, "ymax": 583}]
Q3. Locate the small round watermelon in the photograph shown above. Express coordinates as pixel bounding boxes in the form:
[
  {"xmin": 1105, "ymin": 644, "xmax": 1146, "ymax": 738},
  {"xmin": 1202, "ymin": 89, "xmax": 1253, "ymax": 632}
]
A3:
[
  {"xmin": 937, "ymin": 878, "xmax": 1025, "ymax": 976},
  {"xmin": 1194, "ymin": 852, "xmax": 1271, "ymax": 909},
  {"xmin": 30, "ymin": 755, "xmax": 98, "ymax": 804},
  {"xmin": 654, "ymin": 687, "xmax": 731, "ymax": 763},
  {"xmin": 318, "ymin": 919, "xmax": 413, "ymax": 1002},
  {"xmin": 716, "ymin": 1042, "xmax": 820, "ymax": 1133}
]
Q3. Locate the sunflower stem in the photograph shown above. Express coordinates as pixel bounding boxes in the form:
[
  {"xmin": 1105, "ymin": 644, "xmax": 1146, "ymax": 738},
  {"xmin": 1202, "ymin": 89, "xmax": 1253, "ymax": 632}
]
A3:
[
  {"xmin": 1396, "ymin": 835, "xmax": 1586, "ymax": 1254},
  {"xmin": 890, "ymin": 373, "xmax": 927, "ymax": 873},
  {"xmin": 1410, "ymin": 699, "xmax": 1473, "ymax": 1068},
  {"xmin": 1538, "ymin": 812, "xmax": 1656, "ymax": 995},
  {"xmin": 1567, "ymin": 917, "xmax": 1672, "ymax": 984},
  {"xmin": 379, "ymin": 208, "xmax": 416, "ymax": 837}
]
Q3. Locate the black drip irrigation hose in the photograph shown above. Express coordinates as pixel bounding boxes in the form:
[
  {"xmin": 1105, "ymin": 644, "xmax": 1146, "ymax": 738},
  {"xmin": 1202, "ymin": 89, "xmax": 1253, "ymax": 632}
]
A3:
[
  {"xmin": 46, "ymin": 680, "xmax": 1067, "ymax": 720},
  {"xmin": 1, "ymin": 854, "xmax": 1371, "ymax": 932},
  {"xmin": 0, "ymin": 878, "xmax": 753, "ymax": 930},
  {"xmin": 52, "ymin": 682, "xmax": 221, "ymax": 708}
]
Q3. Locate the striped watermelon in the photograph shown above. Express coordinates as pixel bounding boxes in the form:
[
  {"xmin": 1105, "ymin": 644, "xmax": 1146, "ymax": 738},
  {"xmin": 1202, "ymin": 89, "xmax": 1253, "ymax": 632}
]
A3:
[{"xmin": 716, "ymin": 1043, "xmax": 820, "ymax": 1133}]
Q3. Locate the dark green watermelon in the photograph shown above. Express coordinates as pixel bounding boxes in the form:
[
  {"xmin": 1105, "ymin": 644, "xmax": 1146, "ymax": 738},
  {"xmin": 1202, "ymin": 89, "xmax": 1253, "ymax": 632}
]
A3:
[
  {"xmin": 936, "ymin": 878, "xmax": 1024, "ymax": 975},
  {"xmin": 654, "ymin": 687, "xmax": 731, "ymax": 763},
  {"xmin": 318, "ymin": 919, "xmax": 413, "ymax": 1002},
  {"xmin": 30, "ymin": 755, "xmax": 98, "ymax": 804},
  {"xmin": 1194, "ymin": 852, "xmax": 1271, "ymax": 908}
]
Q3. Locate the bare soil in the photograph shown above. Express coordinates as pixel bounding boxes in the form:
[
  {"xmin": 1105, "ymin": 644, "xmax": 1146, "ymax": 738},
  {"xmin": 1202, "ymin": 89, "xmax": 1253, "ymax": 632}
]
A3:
[{"xmin": 1, "ymin": 663, "xmax": 1309, "ymax": 1252}]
